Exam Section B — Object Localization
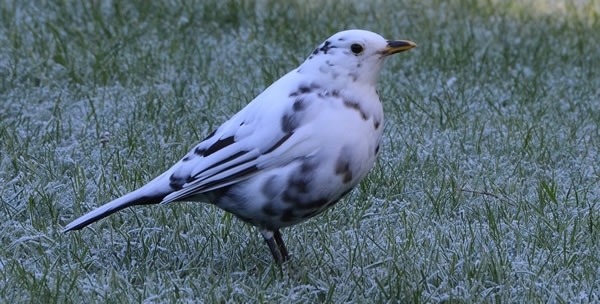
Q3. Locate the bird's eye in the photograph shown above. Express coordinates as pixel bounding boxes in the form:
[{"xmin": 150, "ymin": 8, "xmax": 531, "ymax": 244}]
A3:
[{"xmin": 350, "ymin": 43, "xmax": 364, "ymax": 55}]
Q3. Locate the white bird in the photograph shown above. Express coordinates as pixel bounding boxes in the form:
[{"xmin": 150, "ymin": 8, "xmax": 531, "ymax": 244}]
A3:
[{"xmin": 64, "ymin": 29, "xmax": 416, "ymax": 264}]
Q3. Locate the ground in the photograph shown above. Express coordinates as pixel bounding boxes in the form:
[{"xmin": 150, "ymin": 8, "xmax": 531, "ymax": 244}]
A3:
[{"xmin": 0, "ymin": 0, "xmax": 599, "ymax": 302}]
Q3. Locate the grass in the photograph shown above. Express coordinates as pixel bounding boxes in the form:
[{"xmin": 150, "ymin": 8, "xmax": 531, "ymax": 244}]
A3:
[{"xmin": 1, "ymin": 0, "xmax": 599, "ymax": 302}]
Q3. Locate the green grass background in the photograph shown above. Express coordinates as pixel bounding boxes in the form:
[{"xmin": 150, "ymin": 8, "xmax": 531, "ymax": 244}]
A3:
[{"xmin": 1, "ymin": 0, "xmax": 599, "ymax": 302}]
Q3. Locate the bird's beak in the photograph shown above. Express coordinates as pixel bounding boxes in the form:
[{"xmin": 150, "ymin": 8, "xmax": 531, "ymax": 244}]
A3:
[{"xmin": 380, "ymin": 40, "xmax": 417, "ymax": 56}]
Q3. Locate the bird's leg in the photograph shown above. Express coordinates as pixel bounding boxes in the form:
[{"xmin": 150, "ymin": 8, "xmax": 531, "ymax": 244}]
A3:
[
  {"xmin": 261, "ymin": 229, "xmax": 283, "ymax": 264},
  {"xmin": 273, "ymin": 229, "xmax": 290, "ymax": 262}
]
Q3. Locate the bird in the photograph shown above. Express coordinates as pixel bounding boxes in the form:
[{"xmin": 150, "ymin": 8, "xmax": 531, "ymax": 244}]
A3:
[{"xmin": 63, "ymin": 29, "xmax": 416, "ymax": 264}]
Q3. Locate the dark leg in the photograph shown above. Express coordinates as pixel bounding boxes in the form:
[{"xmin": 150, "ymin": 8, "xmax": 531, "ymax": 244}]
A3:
[
  {"xmin": 262, "ymin": 231, "xmax": 283, "ymax": 264},
  {"xmin": 273, "ymin": 229, "xmax": 290, "ymax": 262}
]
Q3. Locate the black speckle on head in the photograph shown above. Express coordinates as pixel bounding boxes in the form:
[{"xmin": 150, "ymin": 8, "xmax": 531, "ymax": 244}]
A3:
[
  {"xmin": 335, "ymin": 146, "xmax": 354, "ymax": 184},
  {"xmin": 338, "ymin": 37, "xmax": 345, "ymax": 41},
  {"xmin": 204, "ymin": 136, "xmax": 236, "ymax": 156},
  {"xmin": 374, "ymin": 120, "xmax": 380, "ymax": 130},
  {"xmin": 343, "ymin": 100, "xmax": 368, "ymax": 120},
  {"xmin": 356, "ymin": 63, "xmax": 361, "ymax": 68},
  {"xmin": 308, "ymin": 56, "xmax": 313, "ymax": 60},
  {"xmin": 313, "ymin": 48, "xmax": 319, "ymax": 55},
  {"xmin": 182, "ymin": 155, "xmax": 191, "ymax": 162},
  {"xmin": 261, "ymin": 175, "xmax": 280, "ymax": 200},
  {"xmin": 319, "ymin": 40, "xmax": 335, "ymax": 54},
  {"xmin": 325, "ymin": 60, "xmax": 334, "ymax": 67},
  {"xmin": 262, "ymin": 204, "xmax": 278, "ymax": 216}
]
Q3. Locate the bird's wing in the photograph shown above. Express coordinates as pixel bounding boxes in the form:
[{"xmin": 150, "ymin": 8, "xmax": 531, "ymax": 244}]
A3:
[{"xmin": 159, "ymin": 77, "xmax": 322, "ymax": 204}]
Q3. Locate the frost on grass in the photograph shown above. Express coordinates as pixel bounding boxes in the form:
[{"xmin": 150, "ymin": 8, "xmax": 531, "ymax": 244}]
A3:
[{"xmin": 1, "ymin": 0, "xmax": 600, "ymax": 302}]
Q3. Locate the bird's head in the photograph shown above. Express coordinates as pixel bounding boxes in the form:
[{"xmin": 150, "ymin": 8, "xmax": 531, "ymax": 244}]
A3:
[{"xmin": 300, "ymin": 29, "xmax": 416, "ymax": 87}]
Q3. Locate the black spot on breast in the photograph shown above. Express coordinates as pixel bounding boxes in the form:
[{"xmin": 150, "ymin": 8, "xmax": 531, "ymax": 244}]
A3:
[
  {"xmin": 374, "ymin": 120, "xmax": 381, "ymax": 130},
  {"xmin": 287, "ymin": 173, "xmax": 310, "ymax": 193},
  {"xmin": 281, "ymin": 156, "xmax": 319, "ymax": 206},
  {"xmin": 313, "ymin": 48, "xmax": 319, "ymax": 55},
  {"xmin": 299, "ymin": 156, "xmax": 319, "ymax": 173},
  {"xmin": 182, "ymin": 156, "xmax": 191, "ymax": 162},
  {"xmin": 261, "ymin": 175, "xmax": 280, "ymax": 200},
  {"xmin": 281, "ymin": 208, "xmax": 295, "ymax": 222},
  {"xmin": 335, "ymin": 147, "xmax": 354, "ymax": 184},
  {"xmin": 204, "ymin": 136, "xmax": 235, "ymax": 156},
  {"xmin": 343, "ymin": 100, "xmax": 368, "ymax": 120},
  {"xmin": 262, "ymin": 204, "xmax": 278, "ymax": 216},
  {"xmin": 375, "ymin": 144, "xmax": 380, "ymax": 155}
]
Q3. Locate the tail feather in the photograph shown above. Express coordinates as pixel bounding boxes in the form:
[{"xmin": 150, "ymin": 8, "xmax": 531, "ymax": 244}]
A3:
[{"xmin": 63, "ymin": 190, "xmax": 167, "ymax": 232}]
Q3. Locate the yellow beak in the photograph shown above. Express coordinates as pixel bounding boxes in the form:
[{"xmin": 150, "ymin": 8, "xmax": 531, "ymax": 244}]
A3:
[{"xmin": 380, "ymin": 40, "xmax": 417, "ymax": 56}]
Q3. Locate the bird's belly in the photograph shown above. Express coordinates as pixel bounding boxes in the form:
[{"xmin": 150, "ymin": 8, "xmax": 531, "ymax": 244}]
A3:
[{"xmin": 213, "ymin": 119, "xmax": 381, "ymax": 230}]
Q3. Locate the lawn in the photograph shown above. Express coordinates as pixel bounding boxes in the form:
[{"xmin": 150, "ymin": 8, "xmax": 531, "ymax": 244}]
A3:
[{"xmin": 1, "ymin": 0, "xmax": 599, "ymax": 302}]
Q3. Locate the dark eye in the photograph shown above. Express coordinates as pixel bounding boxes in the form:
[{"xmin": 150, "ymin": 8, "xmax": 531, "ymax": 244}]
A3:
[{"xmin": 350, "ymin": 43, "xmax": 364, "ymax": 55}]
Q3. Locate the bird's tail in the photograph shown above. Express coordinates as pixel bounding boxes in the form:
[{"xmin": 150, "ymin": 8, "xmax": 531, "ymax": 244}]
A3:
[
  {"xmin": 62, "ymin": 168, "xmax": 179, "ymax": 232},
  {"xmin": 62, "ymin": 188, "xmax": 167, "ymax": 232},
  {"xmin": 63, "ymin": 187, "xmax": 168, "ymax": 232}
]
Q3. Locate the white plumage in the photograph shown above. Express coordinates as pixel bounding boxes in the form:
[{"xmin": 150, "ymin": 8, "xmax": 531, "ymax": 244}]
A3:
[{"xmin": 64, "ymin": 29, "xmax": 416, "ymax": 263}]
